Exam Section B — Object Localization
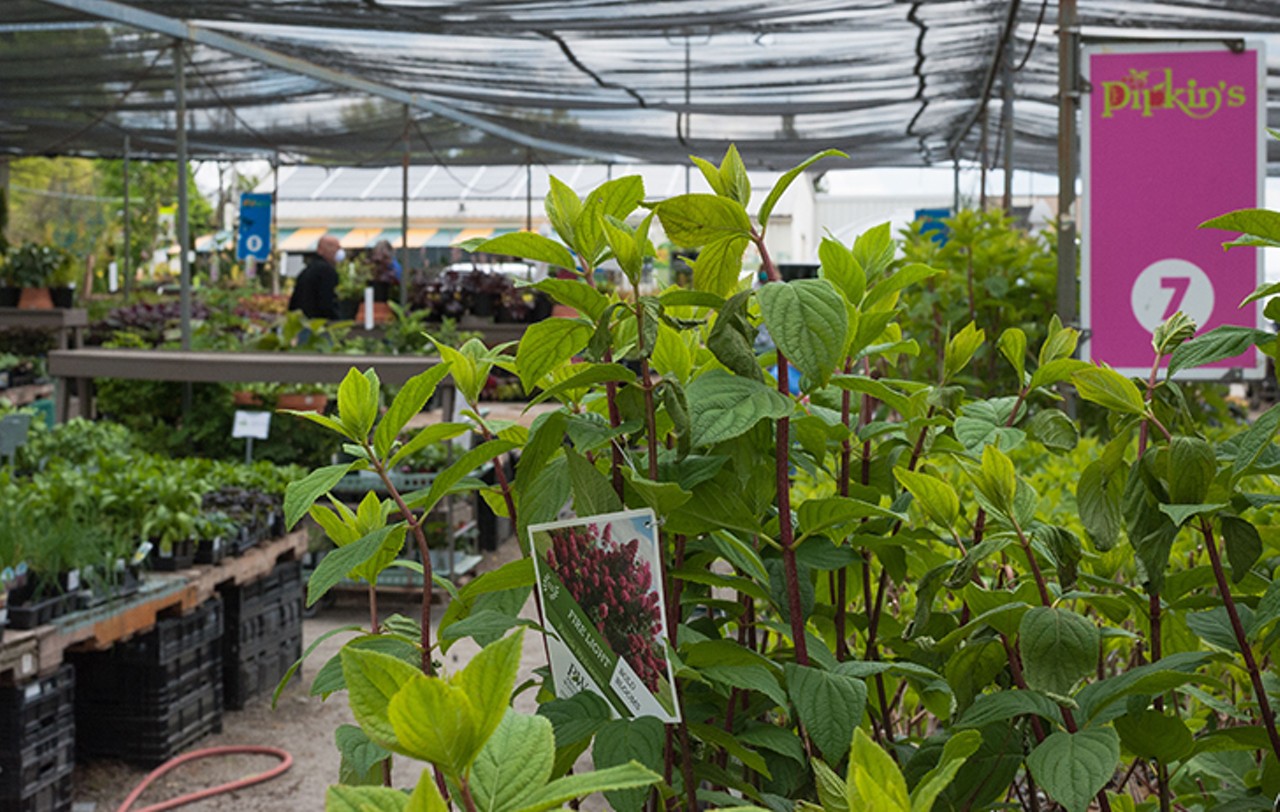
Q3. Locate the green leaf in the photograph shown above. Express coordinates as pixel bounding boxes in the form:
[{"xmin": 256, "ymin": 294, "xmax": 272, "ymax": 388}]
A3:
[
  {"xmin": 813, "ymin": 759, "xmax": 850, "ymax": 812},
  {"xmin": 308, "ymin": 525, "xmax": 403, "ymax": 606},
  {"xmin": 758, "ymin": 148, "xmax": 847, "ymax": 229},
  {"xmin": 513, "ymin": 762, "xmax": 662, "ymax": 812},
  {"xmin": 852, "ymin": 222, "xmax": 895, "ymax": 280},
  {"xmin": 784, "ymin": 663, "xmax": 867, "ymax": 763},
  {"xmin": 1019, "ymin": 606, "xmax": 1099, "ymax": 696},
  {"xmin": 1026, "ymin": 728, "xmax": 1120, "ymax": 812},
  {"xmin": 1187, "ymin": 605, "xmax": 1252, "ymax": 653},
  {"xmin": 281, "ymin": 408, "xmax": 353, "ymax": 439},
  {"xmin": 757, "ymin": 279, "xmax": 847, "ymax": 388},
  {"xmin": 285, "ymin": 463, "xmax": 354, "ymax": 530},
  {"xmin": 529, "ymin": 279, "xmax": 609, "ymax": 323},
  {"xmin": 336, "ymin": 724, "xmax": 390, "ymax": 787},
  {"xmin": 405, "ymin": 770, "xmax": 449, "ymax": 812},
  {"xmin": 1233, "ymin": 403, "xmax": 1280, "ymax": 476},
  {"xmin": 1028, "ymin": 358, "xmax": 1090, "ymax": 391},
  {"xmin": 516, "ymin": 318, "xmax": 593, "ymax": 392},
  {"xmin": 829, "ymin": 375, "xmax": 916, "ymax": 418},
  {"xmin": 545, "ymin": 176, "xmax": 582, "ymax": 248},
  {"xmin": 944, "ymin": 322, "xmax": 985, "ymax": 383},
  {"xmin": 1114, "ymin": 710, "xmax": 1192, "ymax": 763},
  {"xmin": 1151, "ymin": 311, "xmax": 1198, "ymax": 358},
  {"xmin": 718, "ymin": 144, "xmax": 752, "ymax": 207},
  {"xmin": 408, "ymin": 439, "xmax": 518, "ymax": 516},
  {"xmin": 325, "ymin": 785, "xmax": 408, "ymax": 812},
  {"xmin": 565, "ymin": 447, "xmax": 623, "ymax": 515},
  {"xmin": 996, "ymin": 328, "xmax": 1027, "ymax": 383},
  {"xmin": 1200, "ymin": 208, "xmax": 1280, "ymax": 246},
  {"xmin": 340, "ymin": 648, "xmax": 422, "ymax": 752},
  {"xmin": 1250, "ymin": 578, "xmax": 1280, "ymax": 641},
  {"xmin": 1026, "ymin": 409, "xmax": 1078, "ymax": 451},
  {"xmin": 954, "ymin": 690, "xmax": 1063, "ymax": 729},
  {"xmin": 797, "ymin": 495, "xmax": 901, "ymax": 541},
  {"xmin": 592, "ymin": 717, "xmax": 666, "ymax": 812},
  {"xmin": 686, "ymin": 370, "xmax": 792, "ymax": 447},
  {"xmin": 388, "ymin": 673, "xmax": 481, "ymax": 775},
  {"xmin": 455, "ymin": 629, "xmax": 526, "ymax": 751},
  {"xmin": 374, "ymin": 363, "xmax": 452, "ymax": 459},
  {"xmin": 1073, "ymin": 652, "xmax": 1217, "ymax": 722},
  {"xmin": 1157, "ymin": 502, "xmax": 1226, "ymax": 526},
  {"xmin": 701, "ymin": 664, "xmax": 788, "ymax": 708},
  {"xmin": 469, "ymin": 231, "xmax": 577, "ymax": 271},
  {"xmin": 525, "ymin": 363, "xmax": 636, "ymax": 408},
  {"xmin": 654, "ymin": 193, "xmax": 752, "ymax": 247},
  {"xmin": 689, "ymin": 234, "xmax": 750, "ymax": 298},
  {"xmin": 909, "ymin": 729, "xmax": 982, "ymax": 812},
  {"xmin": 471, "ymin": 710, "xmax": 556, "ymax": 812},
  {"xmin": 1038, "ymin": 315, "xmax": 1079, "ymax": 366},
  {"xmin": 386, "ymin": 422, "xmax": 471, "ymax": 470},
  {"xmin": 1072, "ymin": 366, "xmax": 1146, "ymax": 415},
  {"xmin": 1220, "ymin": 514, "xmax": 1261, "ymax": 583},
  {"xmin": 1168, "ymin": 325, "xmax": 1271, "ymax": 376},
  {"xmin": 846, "ymin": 727, "xmax": 909, "ymax": 812},
  {"xmin": 819, "ymin": 236, "xmax": 865, "ymax": 304},
  {"xmin": 337, "ymin": 367, "xmax": 379, "ymax": 441},
  {"xmin": 894, "ymin": 469, "xmax": 958, "ymax": 529},
  {"xmin": 1167, "ymin": 435, "xmax": 1216, "ymax": 505},
  {"xmin": 863, "ymin": 263, "xmax": 941, "ymax": 310},
  {"xmin": 603, "ymin": 215, "xmax": 643, "ymax": 285},
  {"xmin": 1077, "ymin": 459, "xmax": 1123, "ymax": 552},
  {"xmin": 972, "ymin": 445, "xmax": 1017, "ymax": 518}
]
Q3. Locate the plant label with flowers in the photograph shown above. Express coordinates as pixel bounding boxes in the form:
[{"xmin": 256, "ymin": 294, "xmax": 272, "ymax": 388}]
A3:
[{"xmin": 529, "ymin": 509, "xmax": 680, "ymax": 722}]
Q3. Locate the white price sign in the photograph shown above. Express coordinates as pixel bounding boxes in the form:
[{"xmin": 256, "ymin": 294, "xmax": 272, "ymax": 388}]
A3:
[{"xmin": 232, "ymin": 410, "xmax": 272, "ymax": 440}]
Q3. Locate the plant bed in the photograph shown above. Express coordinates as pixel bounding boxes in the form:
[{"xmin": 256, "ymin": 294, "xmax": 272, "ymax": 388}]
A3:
[
  {"xmin": 149, "ymin": 539, "xmax": 196, "ymax": 572},
  {"xmin": 6, "ymin": 593, "xmax": 76, "ymax": 630}
]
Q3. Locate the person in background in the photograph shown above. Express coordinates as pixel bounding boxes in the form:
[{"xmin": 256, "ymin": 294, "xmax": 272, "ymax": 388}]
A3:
[
  {"xmin": 370, "ymin": 239, "xmax": 402, "ymax": 282},
  {"xmin": 288, "ymin": 234, "xmax": 343, "ymax": 319}
]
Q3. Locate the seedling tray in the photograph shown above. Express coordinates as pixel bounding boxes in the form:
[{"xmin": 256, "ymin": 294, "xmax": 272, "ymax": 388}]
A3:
[{"xmin": 6, "ymin": 594, "xmax": 75, "ymax": 630}]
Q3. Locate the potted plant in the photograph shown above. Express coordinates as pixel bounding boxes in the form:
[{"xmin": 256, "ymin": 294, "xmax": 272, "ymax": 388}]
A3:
[
  {"xmin": 49, "ymin": 254, "xmax": 78, "ymax": 309},
  {"xmin": 2, "ymin": 243, "xmax": 69, "ymax": 310},
  {"xmin": 335, "ymin": 260, "xmax": 366, "ymax": 320}
]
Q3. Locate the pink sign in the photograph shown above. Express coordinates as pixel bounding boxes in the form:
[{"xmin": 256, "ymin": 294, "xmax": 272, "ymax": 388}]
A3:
[{"xmin": 1082, "ymin": 42, "xmax": 1265, "ymax": 379}]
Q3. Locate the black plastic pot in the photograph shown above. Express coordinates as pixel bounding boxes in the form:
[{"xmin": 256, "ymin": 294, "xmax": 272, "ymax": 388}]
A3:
[
  {"xmin": 50, "ymin": 287, "xmax": 74, "ymax": 309},
  {"xmin": 336, "ymin": 299, "xmax": 360, "ymax": 320},
  {"xmin": 371, "ymin": 281, "xmax": 392, "ymax": 303},
  {"xmin": 0, "ymin": 287, "xmax": 17, "ymax": 307}
]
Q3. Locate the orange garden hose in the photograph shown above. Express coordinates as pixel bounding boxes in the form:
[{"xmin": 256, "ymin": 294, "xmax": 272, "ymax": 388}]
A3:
[{"xmin": 115, "ymin": 745, "xmax": 294, "ymax": 812}]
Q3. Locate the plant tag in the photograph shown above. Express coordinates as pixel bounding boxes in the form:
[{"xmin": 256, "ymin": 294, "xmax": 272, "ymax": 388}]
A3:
[
  {"xmin": 23, "ymin": 682, "xmax": 40, "ymax": 701},
  {"xmin": 65, "ymin": 569, "xmax": 79, "ymax": 591},
  {"xmin": 0, "ymin": 413, "xmax": 32, "ymax": 456},
  {"xmin": 528, "ymin": 508, "xmax": 680, "ymax": 723},
  {"xmin": 0, "ymin": 371, "xmax": 8, "ymax": 389},
  {"xmin": 133, "ymin": 542, "xmax": 152, "ymax": 566},
  {"xmin": 159, "ymin": 546, "xmax": 172, "ymax": 559},
  {"xmin": 1, "ymin": 567, "xmax": 12, "ymax": 586},
  {"xmin": 233, "ymin": 410, "xmax": 272, "ymax": 440},
  {"xmin": 0, "ymin": 607, "xmax": 7, "ymax": 626},
  {"xmin": 19, "ymin": 654, "xmax": 33, "ymax": 677},
  {"xmin": 15, "ymin": 562, "xmax": 27, "ymax": 578},
  {"xmin": 213, "ymin": 537, "xmax": 222, "ymax": 554}
]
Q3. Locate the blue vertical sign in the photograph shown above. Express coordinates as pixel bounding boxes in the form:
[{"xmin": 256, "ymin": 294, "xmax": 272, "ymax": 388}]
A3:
[{"xmin": 237, "ymin": 193, "xmax": 272, "ymax": 261}]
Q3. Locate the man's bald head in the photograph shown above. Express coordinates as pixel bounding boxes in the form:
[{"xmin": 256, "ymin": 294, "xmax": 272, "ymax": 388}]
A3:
[{"xmin": 316, "ymin": 235, "xmax": 341, "ymax": 263}]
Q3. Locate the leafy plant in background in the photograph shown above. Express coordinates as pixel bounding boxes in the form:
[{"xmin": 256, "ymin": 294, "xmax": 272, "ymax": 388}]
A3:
[{"xmin": 283, "ymin": 147, "xmax": 1280, "ymax": 812}]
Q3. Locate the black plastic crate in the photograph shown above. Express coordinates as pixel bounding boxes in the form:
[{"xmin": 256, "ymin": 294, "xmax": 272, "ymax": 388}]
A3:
[
  {"xmin": 0, "ymin": 718, "xmax": 74, "ymax": 798},
  {"xmin": 71, "ymin": 642, "xmax": 221, "ymax": 711},
  {"xmin": 227, "ymin": 598, "xmax": 302, "ymax": 655},
  {"xmin": 0, "ymin": 773, "xmax": 72, "ymax": 812},
  {"xmin": 0, "ymin": 667, "xmax": 74, "ymax": 741},
  {"xmin": 224, "ymin": 561, "xmax": 301, "ymax": 617},
  {"xmin": 76, "ymin": 686, "xmax": 222, "ymax": 766},
  {"xmin": 109, "ymin": 597, "xmax": 223, "ymax": 665},
  {"xmin": 224, "ymin": 632, "xmax": 301, "ymax": 711}
]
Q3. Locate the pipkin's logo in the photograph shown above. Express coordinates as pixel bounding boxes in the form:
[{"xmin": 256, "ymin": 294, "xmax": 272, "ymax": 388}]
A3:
[{"xmin": 1101, "ymin": 68, "xmax": 1247, "ymax": 119}]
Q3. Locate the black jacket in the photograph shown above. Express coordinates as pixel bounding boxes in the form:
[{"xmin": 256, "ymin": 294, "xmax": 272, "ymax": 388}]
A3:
[{"xmin": 288, "ymin": 256, "xmax": 339, "ymax": 319}]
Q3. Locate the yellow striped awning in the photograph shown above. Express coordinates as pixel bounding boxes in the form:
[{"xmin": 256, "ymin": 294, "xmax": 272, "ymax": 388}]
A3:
[
  {"xmin": 405, "ymin": 228, "xmax": 437, "ymax": 246},
  {"xmin": 279, "ymin": 227, "xmax": 326, "ymax": 251},
  {"xmin": 340, "ymin": 228, "xmax": 384, "ymax": 249},
  {"xmin": 453, "ymin": 227, "xmax": 494, "ymax": 245}
]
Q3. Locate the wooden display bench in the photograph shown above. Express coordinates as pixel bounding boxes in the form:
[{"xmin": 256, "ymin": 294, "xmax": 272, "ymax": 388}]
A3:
[
  {"xmin": 46, "ymin": 348, "xmax": 453, "ymax": 422},
  {"xmin": 0, "ymin": 530, "xmax": 306, "ymax": 684}
]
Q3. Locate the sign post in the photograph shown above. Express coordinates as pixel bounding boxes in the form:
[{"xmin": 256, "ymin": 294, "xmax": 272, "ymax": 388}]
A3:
[
  {"xmin": 1081, "ymin": 41, "xmax": 1266, "ymax": 379},
  {"xmin": 237, "ymin": 192, "xmax": 273, "ymax": 268}
]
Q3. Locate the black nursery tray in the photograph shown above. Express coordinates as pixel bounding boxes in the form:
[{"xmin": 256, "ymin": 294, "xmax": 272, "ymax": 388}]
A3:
[{"xmin": 7, "ymin": 593, "xmax": 76, "ymax": 630}]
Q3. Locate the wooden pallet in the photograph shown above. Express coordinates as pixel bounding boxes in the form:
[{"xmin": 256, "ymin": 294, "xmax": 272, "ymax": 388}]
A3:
[{"xmin": 0, "ymin": 530, "xmax": 307, "ymax": 683}]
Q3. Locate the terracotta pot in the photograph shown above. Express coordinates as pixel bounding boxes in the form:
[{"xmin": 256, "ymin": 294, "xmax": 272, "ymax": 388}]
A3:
[
  {"xmin": 232, "ymin": 390, "xmax": 263, "ymax": 407},
  {"xmin": 17, "ymin": 287, "xmax": 53, "ymax": 310},
  {"xmin": 277, "ymin": 393, "xmax": 329, "ymax": 413}
]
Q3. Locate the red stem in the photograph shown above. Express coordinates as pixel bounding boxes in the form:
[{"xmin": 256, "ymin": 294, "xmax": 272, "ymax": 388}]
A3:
[{"xmin": 775, "ymin": 354, "xmax": 808, "ymax": 666}]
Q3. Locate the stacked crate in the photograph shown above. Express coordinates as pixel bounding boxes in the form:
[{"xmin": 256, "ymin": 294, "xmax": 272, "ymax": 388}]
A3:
[
  {"xmin": 221, "ymin": 559, "xmax": 303, "ymax": 710},
  {"xmin": 0, "ymin": 666, "xmax": 74, "ymax": 812},
  {"xmin": 69, "ymin": 597, "xmax": 224, "ymax": 766}
]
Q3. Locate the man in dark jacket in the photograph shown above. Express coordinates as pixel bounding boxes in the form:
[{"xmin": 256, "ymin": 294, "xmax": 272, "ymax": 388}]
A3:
[{"xmin": 288, "ymin": 234, "xmax": 342, "ymax": 318}]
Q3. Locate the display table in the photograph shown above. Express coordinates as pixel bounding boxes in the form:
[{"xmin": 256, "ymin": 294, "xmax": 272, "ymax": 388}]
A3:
[
  {"xmin": 45, "ymin": 348, "xmax": 452, "ymax": 421},
  {"xmin": 0, "ymin": 530, "xmax": 306, "ymax": 684}
]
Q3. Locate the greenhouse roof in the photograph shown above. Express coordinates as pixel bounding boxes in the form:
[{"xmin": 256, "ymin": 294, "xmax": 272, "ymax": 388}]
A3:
[{"xmin": 3, "ymin": 1, "xmax": 1280, "ymax": 171}]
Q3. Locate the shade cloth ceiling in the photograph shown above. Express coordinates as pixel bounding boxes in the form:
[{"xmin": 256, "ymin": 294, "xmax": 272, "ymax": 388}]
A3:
[{"xmin": 2, "ymin": 1, "xmax": 1280, "ymax": 172}]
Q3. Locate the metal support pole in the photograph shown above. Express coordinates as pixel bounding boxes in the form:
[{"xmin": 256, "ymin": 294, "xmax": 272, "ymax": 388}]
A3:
[
  {"xmin": 400, "ymin": 104, "xmax": 410, "ymax": 308},
  {"xmin": 1057, "ymin": 0, "xmax": 1079, "ymax": 327},
  {"xmin": 123, "ymin": 134, "xmax": 132, "ymax": 302},
  {"xmin": 953, "ymin": 156, "xmax": 961, "ymax": 213},
  {"xmin": 1001, "ymin": 43, "xmax": 1015, "ymax": 214},
  {"xmin": 525, "ymin": 152, "xmax": 533, "ymax": 232},
  {"xmin": 979, "ymin": 108, "xmax": 989, "ymax": 210},
  {"xmin": 174, "ymin": 41, "xmax": 192, "ymax": 417},
  {"xmin": 271, "ymin": 153, "xmax": 280, "ymax": 294}
]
